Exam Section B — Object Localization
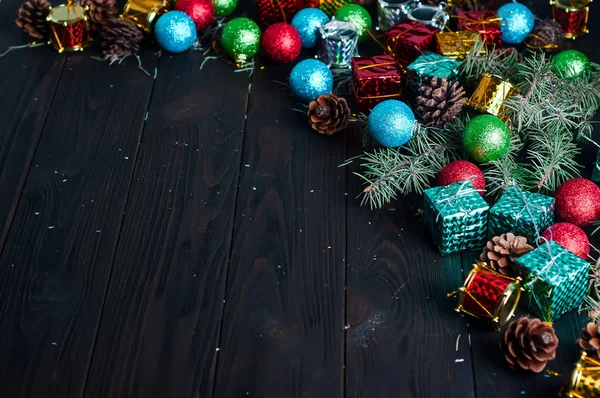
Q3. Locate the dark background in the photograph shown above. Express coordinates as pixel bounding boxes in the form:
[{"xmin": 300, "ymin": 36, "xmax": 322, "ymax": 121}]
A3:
[{"xmin": 0, "ymin": 0, "xmax": 597, "ymax": 397}]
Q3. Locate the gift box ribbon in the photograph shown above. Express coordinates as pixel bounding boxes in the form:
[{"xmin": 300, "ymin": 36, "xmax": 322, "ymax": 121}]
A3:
[
  {"xmin": 509, "ymin": 187, "xmax": 551, "ymax": 242},
  {"xmin": 454, "ymin": 14, "xmax": 503, "ymax": 33}
]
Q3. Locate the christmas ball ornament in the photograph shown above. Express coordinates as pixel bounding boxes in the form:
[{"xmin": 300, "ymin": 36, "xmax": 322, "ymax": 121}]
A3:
[
  {"xmin": 261, "ymin": 23, "xmax": 302, "ymax": 64},
  {"xmin": 289, "ymin": 59, "xmax": 333, "ymax": 103},
  {"xmin": 154, "ymin": 11, "xmax": 197, "ymax": 53},
  {"xmin": 551, "ymin": 50, "xmax": 590, "ymax": 79},
  {"xmin": 437, "ymin": 160, "xmax": 485, "ymax": 195},
  {"xmin": 462, "ymin": 115, "xmax": 510, "ymax": 163},
  {"xmin": 291, "ymin": 8, "xmax": 329, "ymax": 49},
  {"xmin": 555, "ymin": 178, "xmax": 600, "ymax": 227},
  {"xmin": 213, "ymin": 0, "xmax": 237, "ymax": 16},
  {"xmin": 334, "ymin": 4, "xmax": 372, "ymax": 41},
  {"xmin": 175, "ymin": 0, "xmax": 214, "ymax": 31},
  {"xmin": 220, "ymin": 17, "xmax": 261, "ymax": 64},
  {"xmin": 497, "ymin": 2, "xmax": 534, "ymax": 44},
  {"xmin": 542, "ymin": 222, "xmax": 590, "ymax": 260},
  {"xmin": 368, "ymin": 100, "xmax": 415, "ymax": 148}
]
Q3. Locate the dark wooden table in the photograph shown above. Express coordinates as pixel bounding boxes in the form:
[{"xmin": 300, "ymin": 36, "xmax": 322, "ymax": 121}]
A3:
[{"xmin": 1, "ymin": 0, "xmax": 599, "ymax": 397}]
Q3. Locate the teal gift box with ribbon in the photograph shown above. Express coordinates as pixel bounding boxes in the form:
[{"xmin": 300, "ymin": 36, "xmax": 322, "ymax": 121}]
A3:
[
  {"xmin": 488, "ymin": 186, "xmax": 554, "ymax": 244},
  {"xmin": 517, "ymin": 240, "xmax": 589, "ymax": 322},
  {"xmin": 406, "ymin": 51, "xmax": 460, "ymax": 86},
  {"xmin": 423, "ymin": 180, "xmax": 489, "ymax": 256}
]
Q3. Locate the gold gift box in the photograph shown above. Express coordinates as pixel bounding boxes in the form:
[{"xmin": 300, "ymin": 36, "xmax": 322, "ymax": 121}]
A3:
[
  {"xmin": 467, "ymin": 73, "xmax": 519, "ymax": 119},
  {"xmin": 436, "ymin": 31, "xmax": 485, "ymax": 60}
]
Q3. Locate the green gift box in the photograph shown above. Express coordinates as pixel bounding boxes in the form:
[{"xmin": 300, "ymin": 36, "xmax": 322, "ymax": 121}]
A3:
[
  {"xmin": 518, "ymin": 240, "xmax": 589, "ymax": 322},
  {"xmin": 406, "ymin": 51, "xmax": 460, "ymax": 87},
  {"xmin": 423, "ymin": 180, "xmax": 489, "ymax": 256},
  {"xmin": 488, "ymin": 186, "xmax": 554, "ymax": 244}
]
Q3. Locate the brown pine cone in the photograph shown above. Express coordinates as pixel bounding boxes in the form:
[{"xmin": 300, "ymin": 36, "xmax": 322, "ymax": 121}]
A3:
[
  {"xmin": 99, "ymin": 18, "xmax": 144, "ymax": 62},
  {"xmin": 415, "ymin": 77, "xmax": 467, "ymax": 127},
  {"xmin": 307, "ymin": 94, "xmax": 351, "ymax": 135},
  {"xmin": 15, "ymin": 0, "xmax": 51, "ymax": 40},
  {"xmin": 500, "ymin": 317, "xmax": 559, "ymax": 373},
  {"xmin": 80, "ymin": 0, "xmax": 119, "ymax": 33},
  {"xmin": 525, "ymin": 19, "xmax": 564, "ymax": 53},
  {"xmin": 578, "ymin": 322, "xmax": 600, "ymax": 359},
  {"xmin": 480, "ymin": 233, "xmax": 533, "ymax": 277}
]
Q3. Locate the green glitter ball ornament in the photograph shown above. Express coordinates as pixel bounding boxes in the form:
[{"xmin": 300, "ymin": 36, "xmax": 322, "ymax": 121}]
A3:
[
  {"xmin": 334, "ymin": 4, "xmax": 372, "ymax": 41},
  {"xmin": 220, "ymin": 17, "xmax": 261, "ymax": 64},
  {"xmin": 551, "ymin": 49, "xmax": 590, "ymax": 79},
  {"xmin": 213, "ymin": 0, "xmax": 238, "ymax": 16},
  {"xmin": 463, "ymin": 115, "xmax": 510, "ymax": 163}
]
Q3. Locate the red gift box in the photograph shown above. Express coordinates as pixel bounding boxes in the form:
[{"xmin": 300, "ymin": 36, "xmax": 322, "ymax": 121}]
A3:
[
  {"xmin": 456, "ymin": 10, "xmax": 502, "ymax": 45},
  {"xmin": 257, "ymin": 0, "xmax": 298, "ymax": 26},
  {"xmin": 384, "ymin": 20, "xmax": 440, "ymax": 67},
  {"xmin": 352, "ymin": 55, "xmax": 403, "ymax": 114}
]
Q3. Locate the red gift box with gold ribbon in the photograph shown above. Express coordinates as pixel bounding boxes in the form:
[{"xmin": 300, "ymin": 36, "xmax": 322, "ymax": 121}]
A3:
[
  {"xmin": 456, "ymin": 10, "xmax": 502, "ymax": 45},
  {"xmin": 384, "ymin": 20, "xmax": 440, "ymax": 67},
  {"xmin": 257, "ymin": 0, "xmax": 321, "ymax": 26},
  {"xmin": 351, "ymin": 55, "xmax": 403, "ymax": 114}
]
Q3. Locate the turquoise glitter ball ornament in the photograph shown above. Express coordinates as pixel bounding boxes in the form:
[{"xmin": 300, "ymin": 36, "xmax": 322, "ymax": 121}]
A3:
[
  {"xmin": 291, "ymin": 8, "xmax": 329, "ymax": 49},
  {"xmin": 368, "ymin": 100, "xmax": 415, "ymax": 148},
  {"xmin": 213, "ymin": 0, "xmax": 238, "ymax": 16},
  {"xmin": 220, "ymin": 17, "xmax": 261, "ymax": 64},
  {"xmin": 154, "ymin": 11, "xmax": 197, "ymax": 53},
  {"xmin": 289, "ymin": 59, "xmax": 333, "ymax": 103},
  {"xmin": 334, "ymin": 4, "xmax": 372, "ymax": 41},
  {"xmin": 497, "ymin": 2, "xmax": 534, "ymax": 44},
  {"xmin": 551, "ymin": 50, "xmax": 590, "ymax": 79},
  {"xmin": 463, "ymin": 115, "xmax": 510, "ymax": 163}
]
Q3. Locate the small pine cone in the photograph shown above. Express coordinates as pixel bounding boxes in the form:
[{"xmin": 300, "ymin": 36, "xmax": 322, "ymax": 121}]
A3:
[
  {"xmin": 415, "ymin": 77, "xmax": 467, "ymax": 127},
  {"xmin": 500, "ymin": 317, "xmax": 559, "ymax": 373},
  {"xmin": 480, "ymin": 233, "xmax": 534, "ymax": 277},
  {"xmin": 80, "ymin": 0, "xmax": 119, "ymax": 33},
  {"xmin": 525, "ymin": 19, "xmax": 564, "ymax": 53},
  {"xmin": 99, "ymin": 18, "xmax": 144, "ymax": 62},
  {"xmin": 15, "ymin": 0, "xmax": 51, "ymax": 40},
  {"xmin": 307, "ymin": 94, "xmax": 351, "ymax": 135},
  {"xmin": 578, "ymin": 322, "xmax": 600, "ymax": 359}
]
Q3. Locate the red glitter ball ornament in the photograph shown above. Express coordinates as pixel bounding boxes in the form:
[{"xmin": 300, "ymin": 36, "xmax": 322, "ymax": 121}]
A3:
[
  {"xmin": 542, "ymin": 222, "xmax": 590, "ymax": 260},
  {"xmin": 261, "ymin": 23, "xmax": 302, "ymax": 64},
  {"xmin": 437, "ymin": 160, "xmax": 485, "ymax": 195},
  {"xmin": 555, "ymin": 178, "xmax": 600, "ymax": 227},
  {"xmin": 175, "ymin": 0, "xmax": 215, "ymax": 31}
]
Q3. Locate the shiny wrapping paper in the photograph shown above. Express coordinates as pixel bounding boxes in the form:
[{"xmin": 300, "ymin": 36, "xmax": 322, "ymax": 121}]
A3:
[
  {"xmin": 406, "ymin": 51, "xmax": 460, "ymax": 85},
  {"xmin": 436, "ymin": 31, "xmax": 485, "ymax": 60},
  {"xmin": 467, "ymin": 73, "xmax": 519, "ymax": 117},
  {"xmin": 564, "ymin": 352, "xmax": 600, "ymax": 398},
  {"xmin": 551, "ymin": 0, "xmax": 590, "ymax": 40},
  {"xmin": 351, "ymin": 55, "xmax": 402, "ymax": 114},
  {"xmin": 257, "ymin": 0, "xmax": 298, "ymax": 26},
  {"xmin": 517, "ymin": 240, "xmax": 589, "ymax": 322},
  {"xmin": 318, "ymin": 20, "xmax": 359, "ymax": 68},
  {"xmin": 47, "ymin": 4, "xmax": 91, "ymax": 53},
  {"xmin": 423, "ymin": 181, "xmax": 489, "ymax": 256},
  {"xmin": 384, "ymin": 19, "xmax": 440, "ymax": 66},
  {"xmin": 488, "ymin": 186, "xmax": 555, "ymax": 244},
  {"xmin": 122, "ymin": 0, "xmax": 170, "ymax": 32},
  {"xmin": 456, "ymin": 10, "xmax": 502, "ymax": 45},
  {"xmin": 320, "ymin": 0, "xmax": 351, "ymax": 17},
  {"xmin": 377, "ymin": 0, "xmax": 414, "ymax": 32}
]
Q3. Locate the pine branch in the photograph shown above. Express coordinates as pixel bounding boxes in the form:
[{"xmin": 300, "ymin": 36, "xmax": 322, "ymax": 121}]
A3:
[{"xmin": 458, "ymin": 42, "xmax": 520, "ymax": 82}]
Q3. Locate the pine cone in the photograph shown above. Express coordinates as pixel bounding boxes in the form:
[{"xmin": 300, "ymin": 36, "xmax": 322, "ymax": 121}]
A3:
[
  {"xmin": 307, "ymin": 94, "xmax": 351, "ymax": 135},
  {"xmin": 578, "ymin": 322, "xmax": 600, "ymax": 359},
  {"xmin": 500, "ymin": 317, "xmax": 559, "ymax": 373},
  {"xmin": 15, "ymin": 0, "xmax": 51, "ymax": 40},
  {"xmin": 99, "ymin": 18, "xmax": 144, "ymax": 62},
  {"xmin": 525, "ymin": 19, "xmax": 564, "ymax": 53},
  {"xmin": 415, "ymin": 77, "xmax": 467, "ymax": 127},
  {"xmin": 480, "ymin": 233, "xmax": 534, "ymax": 277},
  {"xmin": 80, "ymin": 0, "xmax": 119, "ymax": 33}
]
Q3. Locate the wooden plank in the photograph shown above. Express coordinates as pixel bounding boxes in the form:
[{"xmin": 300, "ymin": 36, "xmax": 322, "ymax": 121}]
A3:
[
  {"xmin": 212, "ymin": 62, "xmax": 347, "ymax": 397},
  {"xmin": 0, "ymin": 51, "xmax": 159, "ymax": 398},
  {"xmin": 0, "ymin": 0, "xmax": 65, "ymax": 250},
  {"xmin": 82, "ymin": 53, "xmax": 251, "ymax": 398}
]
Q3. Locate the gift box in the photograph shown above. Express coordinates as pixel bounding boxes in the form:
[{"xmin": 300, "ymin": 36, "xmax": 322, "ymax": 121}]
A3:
[
  {"xmin": 351, "ymin": 55, "xmax": 402, "ymax": 114},
  {"xmin": 423, "ymin": 180, "xmax": 489, "ymax": 256},
  {"xmin": 257, "ymin": 0, "xmax": 298, "ymax": 26},
  {"xmin": 456, "ymin": 10, "xmax": 502, "ymax": 45},
  {"xmin": 384, "ymin": 20, "xmax": 440, "ymax": 66},
  {"xmin": 436, "ymin": 31, "xmax": 485, "ymax": 60},
  {"xmin": 518, "ymin": 240, "xmax": 589, "ymax": 322},
  {"xmin": 406, "ymin": 51, "xmax": 460, "ymax": 86},
  {"xmin": 488, "ymin": 186, "xmax": 555, "ymax": 244}
]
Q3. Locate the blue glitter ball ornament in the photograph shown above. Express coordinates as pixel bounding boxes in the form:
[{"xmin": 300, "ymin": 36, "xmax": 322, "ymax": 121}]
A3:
[
  {"xmin": 289, "ymin": 59, "xmax": 333, "ymax": 103},
  {"xmin": 291, "ymin": 8, "xmax": 329, "ymax": 49},
  {"xmin": 497, "ymin": 2, "xmax": 534, "ymax": 44},
  {"xmin": 368, "ymin": 100, "xmax": 415, "ymax": 148},
  {"xmin": 154, "ymin": 11, "xmax": 197, "ymax": 53}
]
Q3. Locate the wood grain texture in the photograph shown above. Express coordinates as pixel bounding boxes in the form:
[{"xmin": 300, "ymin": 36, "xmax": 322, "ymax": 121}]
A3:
[
  {"xmin": 0, "ymin": 0, "xmax": 65, "ymax": 251},
  {"xmin": 82, "ymin": 52, "xmax": 251, "ymax": 398},
  {"xmin": 0, "ymin": 52, "xmax": 158, "ymax": 398},
  {"xmin": 213, "ymin": 61, "xmax": 347, "ymax": 398}
]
